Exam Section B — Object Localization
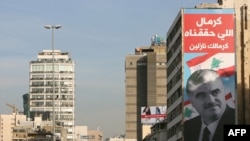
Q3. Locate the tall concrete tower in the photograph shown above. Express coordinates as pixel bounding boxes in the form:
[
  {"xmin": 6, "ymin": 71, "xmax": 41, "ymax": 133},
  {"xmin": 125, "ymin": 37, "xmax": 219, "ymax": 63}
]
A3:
[
  {"xmin": 29, "ymin": 50, "xmax": 75, "ymax": 140},
  {"xmin": 125, "ymin": 36, "xmax": 167, "ymax": 141}
]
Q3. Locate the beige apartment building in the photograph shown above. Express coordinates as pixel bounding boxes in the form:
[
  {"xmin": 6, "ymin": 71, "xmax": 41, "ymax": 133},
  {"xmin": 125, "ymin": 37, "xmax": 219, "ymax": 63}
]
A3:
[
  {"xmin": 74, "ymin": 126, "xmax": 88, "ymax": 141},
  {"xmin": 0, "ymin": 113, "xmax": 26, "ymax": 141},
  {"xmin": 0, "ymin": 113, "xmax": 92, "ymax": 141},
  {"xmin": 87, "ymin": 129, "xmax": 103, "ymax": 141},
  {"xmin": 125, "ymin": 36, "xmax": 167, "ymax": 141},
  {"xmin": 11, "ymin": 114, "xmax": 67, "ymax": 141}
]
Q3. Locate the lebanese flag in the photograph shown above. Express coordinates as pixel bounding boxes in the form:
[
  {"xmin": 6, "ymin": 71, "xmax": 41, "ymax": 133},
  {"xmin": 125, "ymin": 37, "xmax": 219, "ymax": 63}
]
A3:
[
  {"xmin": 184, "ymin": 52, "xmax": 236, "ymax": 120},
  {"xmin": 184, "ymin": 100, "xmax": 199, "ymax": 121},
  {"xmin": 186, "ymin": 52, "xmax": 235, "ymax": 77}
]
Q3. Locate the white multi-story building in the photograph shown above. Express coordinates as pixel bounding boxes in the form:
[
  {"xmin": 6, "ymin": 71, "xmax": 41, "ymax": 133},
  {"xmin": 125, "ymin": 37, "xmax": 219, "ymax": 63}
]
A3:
[{"xmin": 29, "ymin": 50, "xmax": 75, "ymax": 140}]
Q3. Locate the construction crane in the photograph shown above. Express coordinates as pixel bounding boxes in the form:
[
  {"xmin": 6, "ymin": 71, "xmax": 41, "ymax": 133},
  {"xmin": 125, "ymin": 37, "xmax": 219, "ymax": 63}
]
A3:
[{"xmin": 6, "ymin": 103, "xmax": 19, "ymax": 114}]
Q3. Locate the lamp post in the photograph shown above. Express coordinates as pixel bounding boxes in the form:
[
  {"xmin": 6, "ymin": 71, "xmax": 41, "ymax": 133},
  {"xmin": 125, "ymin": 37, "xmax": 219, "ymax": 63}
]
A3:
[{"xmin": 44, "ymin": 24, "xmax": 62, "ymax": 141}]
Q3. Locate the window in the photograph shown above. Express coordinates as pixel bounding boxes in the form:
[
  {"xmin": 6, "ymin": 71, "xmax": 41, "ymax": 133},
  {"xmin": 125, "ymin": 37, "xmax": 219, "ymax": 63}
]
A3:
[{"xmin": 31, "ymin": 65, "xmax": 44, "ymax": 72}]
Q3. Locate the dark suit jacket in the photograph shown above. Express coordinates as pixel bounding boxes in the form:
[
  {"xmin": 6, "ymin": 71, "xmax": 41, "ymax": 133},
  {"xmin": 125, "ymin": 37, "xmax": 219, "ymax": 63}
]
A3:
[{"xmin": 184, "ymin": 106, "xmax": 235, "ymax": 141}]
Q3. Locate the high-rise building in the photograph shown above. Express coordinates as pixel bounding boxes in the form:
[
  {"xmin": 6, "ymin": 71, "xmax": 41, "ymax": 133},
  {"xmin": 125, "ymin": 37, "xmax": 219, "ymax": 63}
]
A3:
[
  {"xmin": 125, "ymin": 36, "xmax": 167, "ymax": 141},
  {"xmin": 165, "ymin": 0, "xmax": 250, "ymax": 141},
  {"xmin": 29, "ymin": 50, "xmax": 75, "ymax": 140},
  {"xmin": 22, "ymin": 93, "xmax": 30, "ymax": 119}
]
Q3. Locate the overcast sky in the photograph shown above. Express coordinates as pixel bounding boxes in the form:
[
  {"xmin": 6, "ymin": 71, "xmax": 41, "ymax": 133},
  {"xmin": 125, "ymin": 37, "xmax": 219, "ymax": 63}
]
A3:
[{"xmin": 0, "ymin": 0, "xmax": 217, "ymax": 138}]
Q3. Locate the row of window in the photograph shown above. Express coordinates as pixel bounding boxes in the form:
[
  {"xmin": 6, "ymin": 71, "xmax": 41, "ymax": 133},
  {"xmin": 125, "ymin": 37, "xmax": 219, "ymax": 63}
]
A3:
[
  {"xmin": 167, "ymin": 17, "xmax": 181, "ymax": 46},
  {"xmin": 167, "ymin": 52, "xmax": 181, "ymax": 77},
  {"xmin": 30, "ymin": 91, "xmax": 74, "ymax": 94},
  {"xmin": 167, "ymin": 104, "xmax": 182, "ymax": 123},
  {"xmin": 167, "ymin": 87, "xmax": 182, "ymax": 107},
  {"xmin": 167, "ymin": 121, "xmax": 182, "ymax": 139},
  {"xmin": 31, "ymin": 73, "xmax": 73, "ymax": 78},
  {"xmin": 39, "ymin": 115, "xmax": 74, "ymax": 121},
  {"xmin": 167, "ymin": 34, "xmax": 181, "ymax": 60},
  {"xmin": 156, "ymin": 62, "xmax": 167, "ymax": 66},
  {"xmin": 31, "ymin": 81, "xmax": 73, "ymax": 86},
  {"xmin": 31, "ymin": 64, "xmax": 73, "ymax": 72},
  {"xmin": 167, "ymin": 69, "xmax": 182, "ymax": 93},
  {"xmin": 31, "ymin": 88, "xmax": 73, "ymax": 93},
  {"xmin": 31, "ymin": 77, "xmax": 73, "ymax": 81},
  {"xmin": 30, "ymin": 97, "xmax": 73, "ymax": 100},
  {"xmin": 30, "ymin": 98, "xmax": 74, "ymax": 101},
  {"xmin": 30, "ymin": 102, "xmax": 73, "ymax": 107}
]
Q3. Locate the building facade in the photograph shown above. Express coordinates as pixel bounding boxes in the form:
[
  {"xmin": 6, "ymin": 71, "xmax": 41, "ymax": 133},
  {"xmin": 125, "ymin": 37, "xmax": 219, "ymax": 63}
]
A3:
[
  {"xmin": 142, "ymin": 119, "xmax": 167, "ymax": 141},
  {"xmin": 125, "ymin": 37, "xmax": 167, "ymax": 141},
  {"xmin": 165, "ymin": 9, "xmax": 183, "ymax": 141},
  {"xmin": 0, "ymin": 113, "xmax": 26, "ymax": 141},
  {"xmin": 11, "ymin": 114, "xmax": 67, "ymax": 141},
  {"xmin": 218, "ymin": 0, "xmax": 250, "ymax": 125},
  {"xmin": 165, "ymin": 0, "xmax": 250, "ymax": 141},
  {"xmin": 74, "ymin": 126, "xmax": 88, "ymax": 141},
  {"xmin": 29, "ymin": 50, "xmax": 75, "ymax": 140},
  {"xmin": 87, "ymin": 129, "xmax": 103, "ymax": 141}
]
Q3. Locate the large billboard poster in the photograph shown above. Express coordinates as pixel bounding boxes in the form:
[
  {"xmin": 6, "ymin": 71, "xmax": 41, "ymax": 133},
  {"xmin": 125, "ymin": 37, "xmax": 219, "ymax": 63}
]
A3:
[
  {"xmin": 183, "ymin": 9, "xmax": 236, "ymax": 141},
  {"xmin": 141, "ymin": 106, "xmax": 166, "ymax": 124}
]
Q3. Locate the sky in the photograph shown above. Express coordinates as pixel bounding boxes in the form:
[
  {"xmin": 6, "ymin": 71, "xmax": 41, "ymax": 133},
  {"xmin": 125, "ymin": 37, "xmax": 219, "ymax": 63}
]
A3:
[{"xmin": 0, "ymin": 0, "xmax": 217, "ymax": 138}]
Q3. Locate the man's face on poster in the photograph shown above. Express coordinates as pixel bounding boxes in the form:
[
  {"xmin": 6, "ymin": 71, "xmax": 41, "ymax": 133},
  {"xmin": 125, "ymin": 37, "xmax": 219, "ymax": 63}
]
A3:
[{"xmin": 188, "ymin": 77, "xmax": 227, "ymax": 124}]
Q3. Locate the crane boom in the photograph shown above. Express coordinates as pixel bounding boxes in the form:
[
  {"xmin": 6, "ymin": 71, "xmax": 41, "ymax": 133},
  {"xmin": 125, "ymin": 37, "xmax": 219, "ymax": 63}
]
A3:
[{"xmin": 6, "ymin": 103, "xmax": 19, "ymax": 114}]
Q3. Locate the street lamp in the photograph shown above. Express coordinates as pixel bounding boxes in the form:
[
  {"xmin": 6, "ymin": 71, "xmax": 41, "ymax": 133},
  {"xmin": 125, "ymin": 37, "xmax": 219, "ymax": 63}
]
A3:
[{"xmin": 44, "ymin": 24, "xmax": 62, "ymax": 141}]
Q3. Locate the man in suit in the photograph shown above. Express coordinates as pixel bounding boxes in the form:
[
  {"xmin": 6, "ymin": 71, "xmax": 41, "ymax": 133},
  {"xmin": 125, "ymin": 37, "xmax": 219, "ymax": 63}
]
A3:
[{"xmin": 184, "ymin": 69, "xmax": 235, "ymax": 141}]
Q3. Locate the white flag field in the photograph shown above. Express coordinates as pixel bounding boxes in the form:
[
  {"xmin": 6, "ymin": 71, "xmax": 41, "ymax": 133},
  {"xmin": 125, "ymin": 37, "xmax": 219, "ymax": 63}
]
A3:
[{"xmin": 184, "ymin": 52, "xmax": 235, "ymax": 120}]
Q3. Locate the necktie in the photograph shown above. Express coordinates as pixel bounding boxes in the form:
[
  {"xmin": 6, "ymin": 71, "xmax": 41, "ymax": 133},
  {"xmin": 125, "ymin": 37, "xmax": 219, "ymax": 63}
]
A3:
[{"xmin": 202, "ymin": 127, "xmax": 210, "ymax": 141}]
